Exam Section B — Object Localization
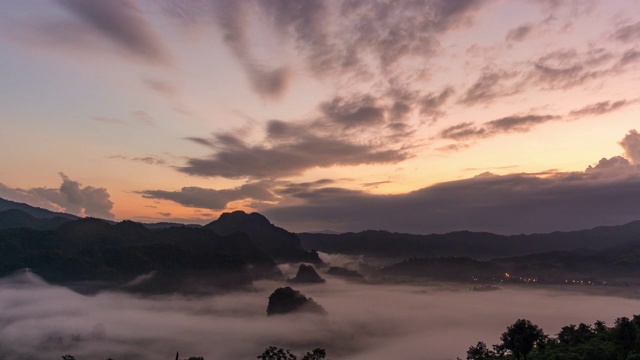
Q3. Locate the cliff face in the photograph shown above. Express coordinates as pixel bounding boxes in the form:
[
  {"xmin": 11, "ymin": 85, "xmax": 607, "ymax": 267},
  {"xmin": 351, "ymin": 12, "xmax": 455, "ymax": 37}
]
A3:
[
  {"xmin": 206, "ymin": 211, "xmax": 321, "ymax": 264},
  {"xmin": 288, "ymin": 264, "xmax": 325, "ymax": 284},
  {"xmin": 266, "ymin": 287, "xmax": 326, "ymax": 316}
]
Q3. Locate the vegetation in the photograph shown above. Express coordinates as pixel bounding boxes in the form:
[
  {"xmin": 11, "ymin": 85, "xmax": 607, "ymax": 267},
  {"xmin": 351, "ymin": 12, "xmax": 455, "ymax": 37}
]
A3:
[
  {"xmin": 59, "ymin": 347, "xmax": 326, "ymax": 360},
  {"xmin": 466, "ymin": 316, "xmax": 640, "ymax": 360},
  {"xmin": 257, "ymin": 347, "xmax": 327, "ymax": 360}
]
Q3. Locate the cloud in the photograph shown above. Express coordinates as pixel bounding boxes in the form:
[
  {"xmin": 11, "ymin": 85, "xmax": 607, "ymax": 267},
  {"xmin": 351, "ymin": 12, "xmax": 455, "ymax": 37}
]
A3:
[
  {"xmin": 459, "ymin": 69, "xmax": 521, "ymax": 105},
  {"xmin": 527, "ymin": 48, "xmax": 616, "ymax": 90},
  {"xmin": 620, "ymin": 129, "xmax": 640, "ymax": 164},
  {"xmin": 320, "ymin": 95, "xmax": 385, "ymax": 128},
  {"xmin": 361, "ymin": 181, "xmax": 392, "ymax": 188},
  {"xmin": 568, "ymin": 99, "xmax": 633, "ymax": 118},
  {"xmin": 138, "ymin": 183, "xmax": 278, "ymax": 211},
  {"xmin": 56, "ymin": 0, "xmax": 171, "ymax": 64},
  {"xmin": 440, "ymin": 114, "xmax": 558, "ymax": 141},
  {"xmin": 418, "ymin": 87, "xmax": 455, "ymax": 122},
  {"xmin": 441, "ymin": 99, "xmax": 634, "ymax": 146},
  {"xmin": 506, "ymin": 23, "xmax": 534, "ymax": 42},
  {"xmin": 110, "ymin": 155, "xmax": 167, "ymax": 166},
  {"xmin": 586, "ymin": 156, "xmax": 631, "ymax": 171},
  {"xmin": 180, "ymin": 132, "xmax": 410, "ymax": 179},
  {"xmin": 264, "ymin": 160, "xmax": 640, "ymax": 234},
  {"xmin": 612, "ymin": 21, "xmax": 640, "ymax": 43},
  {"xmin": 0, "ymin": 173, "xmax": 115, "ymax": 219},
  {"xmin": 160, "ymin": 0, "xmax": 491, "ymax": 98}
]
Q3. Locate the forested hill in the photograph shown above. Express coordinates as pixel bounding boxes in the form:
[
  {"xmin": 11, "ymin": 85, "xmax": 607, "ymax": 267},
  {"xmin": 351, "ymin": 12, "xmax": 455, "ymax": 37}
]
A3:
[{"xmin": 299, "ymin": 221, "xmax": 640, "ymax": 258}]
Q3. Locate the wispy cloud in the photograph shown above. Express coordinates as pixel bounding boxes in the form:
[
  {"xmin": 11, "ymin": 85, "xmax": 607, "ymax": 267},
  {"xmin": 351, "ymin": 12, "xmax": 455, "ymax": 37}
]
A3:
[
  {"xmin": 56, "ymin": 0, "xmax": 171, "ymax": 64},
  {"xmin": 138, "ymin": 183, "xmax": 278, "ymax": 211}
]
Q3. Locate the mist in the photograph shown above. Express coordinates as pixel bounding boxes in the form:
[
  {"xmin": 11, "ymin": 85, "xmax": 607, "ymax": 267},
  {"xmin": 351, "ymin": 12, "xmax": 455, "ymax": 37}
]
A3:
[{"xmin": 2, "ymin": 271, "xmax": 640, "ymax": 360}]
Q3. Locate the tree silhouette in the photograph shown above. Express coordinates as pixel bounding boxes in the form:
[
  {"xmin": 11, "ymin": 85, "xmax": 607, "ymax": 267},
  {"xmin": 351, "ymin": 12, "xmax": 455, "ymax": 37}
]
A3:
[
  {"xmin": 466, "ymin": 341, "xmax": 495, "ymax": 360},
  {"xmin": 301, "ymin": 348, "xmax": 326, "ymax": 360},
  {"xmin": 257, "ymin": 346, "xmax": 297, "ymax": 360},
  {"xmin": 500, "ymin": 319, "xmax": 544, "ymax": 360},
  {"xmin": 613, "ymin": 317, "xmax": 639, "ymax": 359}
]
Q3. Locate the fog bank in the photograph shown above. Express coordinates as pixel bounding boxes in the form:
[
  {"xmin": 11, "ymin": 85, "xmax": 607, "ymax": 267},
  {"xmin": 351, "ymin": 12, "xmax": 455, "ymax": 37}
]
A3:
[{"xmin": 1, "ymin": 272, "xmax": 640, "ymax": 359}]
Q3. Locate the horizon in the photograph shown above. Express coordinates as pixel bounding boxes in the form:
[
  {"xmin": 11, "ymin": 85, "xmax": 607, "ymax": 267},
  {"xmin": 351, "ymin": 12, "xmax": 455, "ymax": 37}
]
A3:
[
  {"xmin": 2, "ymin": 0, "xmax": 640, "ymax": 234},
  {"xmin": 5, "ymin": 195, "xmax": 640, "ymax": 238}
]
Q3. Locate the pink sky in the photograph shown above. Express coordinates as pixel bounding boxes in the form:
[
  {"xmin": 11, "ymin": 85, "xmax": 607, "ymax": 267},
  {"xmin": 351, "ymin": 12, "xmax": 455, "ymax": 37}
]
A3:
[{"xmin": 1, "ymin": 0, "xmax": 640, "ymax": 233}]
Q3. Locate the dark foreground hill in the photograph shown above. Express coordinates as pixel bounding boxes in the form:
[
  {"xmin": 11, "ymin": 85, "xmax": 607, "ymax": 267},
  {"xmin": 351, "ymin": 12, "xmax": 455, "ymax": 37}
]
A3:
[
  {"xmin": 206, "ymin": 211, "xmax": 320, "ymax": 263},
  {"xmin": 0, "ymin": 216, "xmax": 283, "ymax": 294},
  {"xmin": 0, "ymin": 197, "xmax": 78, "ymax": 220}
]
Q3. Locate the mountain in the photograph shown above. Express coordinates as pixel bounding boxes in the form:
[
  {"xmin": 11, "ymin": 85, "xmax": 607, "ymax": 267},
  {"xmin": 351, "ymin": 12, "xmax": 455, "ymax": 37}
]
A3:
[
  {"xmin": 205, "ymin": 211, "xmax": 321, "ymax": 263},
  {"xmin": 492, "ymin": 240, "xmax": 640, "ymax": 283},
  {"xmin": 0, "ymin": 209, "xmax": 72, "ymax": 230},
  {"xmin": 299, "ymin": 221, "xmax": 640, "ymax": 259},
  {"xmin": 0, "ymin": 197, "xmax": 77, "ymax": 220},
  {"xmin": 381, "ymin": 257, "xmax": 506, "ymax": 283},
  {"xmin": 0, "ymin": 216, "xmax": 284, "ymax": 294}
]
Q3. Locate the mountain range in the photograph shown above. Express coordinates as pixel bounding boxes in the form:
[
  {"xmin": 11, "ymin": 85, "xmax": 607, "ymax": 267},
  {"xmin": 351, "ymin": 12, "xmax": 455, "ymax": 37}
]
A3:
[{"xmin": 3, "ymin": 196, "xmax": 640, "ymax": 291}]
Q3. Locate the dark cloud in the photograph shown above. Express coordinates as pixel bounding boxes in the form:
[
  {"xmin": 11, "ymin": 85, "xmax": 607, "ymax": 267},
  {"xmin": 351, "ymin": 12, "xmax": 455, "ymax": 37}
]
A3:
[
  {"xmin": 528, "ymin": 48, "xmax": 615, "ymax": 89},
  {"xmin": 264, "ymin": 162, "xmax": 640, "ymax": 234},
  {"xmin": 197, "ymin": 0, "xmax": 293, "ymax": 98},
  {"xmin": 361, "ymin": 181, "xmax": 392, "ymax": 188},
  {"xmin": 440, "ymin": 114, "xmax": 557, "ymax": 141},
  {"xmin": 185, "ymin": 137, "xmax": 216, "ymax": 147},
  {"xmin": 320, "ymin": 95, "xmax": 385, "ymax": 128},
  {"xmin": 157, "ymin": 212, "xmax": 171, "ymax": 217},
  {"xmin": 506, "ymin": 23, "xmax": 534, "ymax": 42},
  {"xmin": 0, "ymin": 173, "xmax": 115, "ymax": 219},
  {"xmin": 139, "ymin": 183, "xmax": 278, "ymax": 211},
  {"xmin": 161, "ymin": 0, "xmax": 491, "ymax": 97},
  {"xmin": 440, "ymin": 122, "xmax": 486, "ymax": 141},
  {"xmin": 436, "ymin": 143, "xmax": 471, "ymax": 152},
  {"xmin": 180, "ymin": 133, "xmax": 410, "ymax": 179},
  {"xmin": 110, "ymin": 155, "xmax": 167, "ymax": 166},
  {"xmin": 57, "ymin": 0, "xmax": 171, "ymax": 64},
  {"xmin": 276, "ymin": 179, "xmax": 337, "ymax": 196},
  {"xmin": 612, "ymin": 21, "xmax": 640, "ymax": 43},
  {"xmin": 620, "ymin": 129, "xmax": 640, "ymax": 164},
  {"xmin": 419, "ymin": 87, "xmax": 455, "ymax": 122},
  {"xmin": 459, "ymin": 69, "xmax": 520, "ymax": 105},
  {"xmin": 618, "ymin": 49, "xmax": 640, "ymax": 68},
  {"xmin": 486, "ymin": 114, "xmax": 559, "ymax": 133},
  {"xmin": 586, "ymin": 156, "xmax": 631, "ymax": 171},
  {"xmin": 568, "ymin": 100, "xmax": 632, "ymax": 118}
]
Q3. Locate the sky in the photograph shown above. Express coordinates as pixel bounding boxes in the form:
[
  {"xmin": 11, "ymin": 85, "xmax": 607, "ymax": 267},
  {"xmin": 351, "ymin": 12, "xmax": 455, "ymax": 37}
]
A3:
[{"xmin": 1, "ymin": 0, "xmax": 640, "ymax": 234}]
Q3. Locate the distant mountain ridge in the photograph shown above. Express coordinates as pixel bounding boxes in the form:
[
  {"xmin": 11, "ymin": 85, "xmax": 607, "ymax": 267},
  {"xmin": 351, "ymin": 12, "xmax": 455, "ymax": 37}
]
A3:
[
  {"xmin": 299, "ymin": 221, "xmax": 640, "ymax": 259},
  {"xmin": 205, "ymin": 211, "xmax": 321, "ymax": 263},
  {"xmin": 0, "ymin": 197, "xmax": 77, "ymax": 220}
]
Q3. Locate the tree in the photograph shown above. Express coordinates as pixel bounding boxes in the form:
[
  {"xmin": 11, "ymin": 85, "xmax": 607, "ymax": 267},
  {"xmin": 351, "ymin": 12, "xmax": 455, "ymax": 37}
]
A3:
[
  {"xmin": 500, "ymin": 319, "xmax": 545, "ymax": 360},
  {"xmin": 301, "ymin": 348, "xmax": 326, "ymax": 360},
  {"xmin": 466, "ymin": 341, "xmax": 495, "ymax": 360},
  {"xmin": 613, "ymin": 317, "xmax": 639, "ymax": 359},
  {"xmin": 257, "ymin": 346, "xmax": 297, "ymax": 360}
]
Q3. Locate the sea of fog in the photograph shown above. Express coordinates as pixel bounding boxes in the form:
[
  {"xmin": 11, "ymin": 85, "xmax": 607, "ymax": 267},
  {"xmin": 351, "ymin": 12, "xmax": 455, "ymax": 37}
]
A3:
[{"xmin": 2, "ymin": 262, "xmax": 640, "ymax": 360}]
